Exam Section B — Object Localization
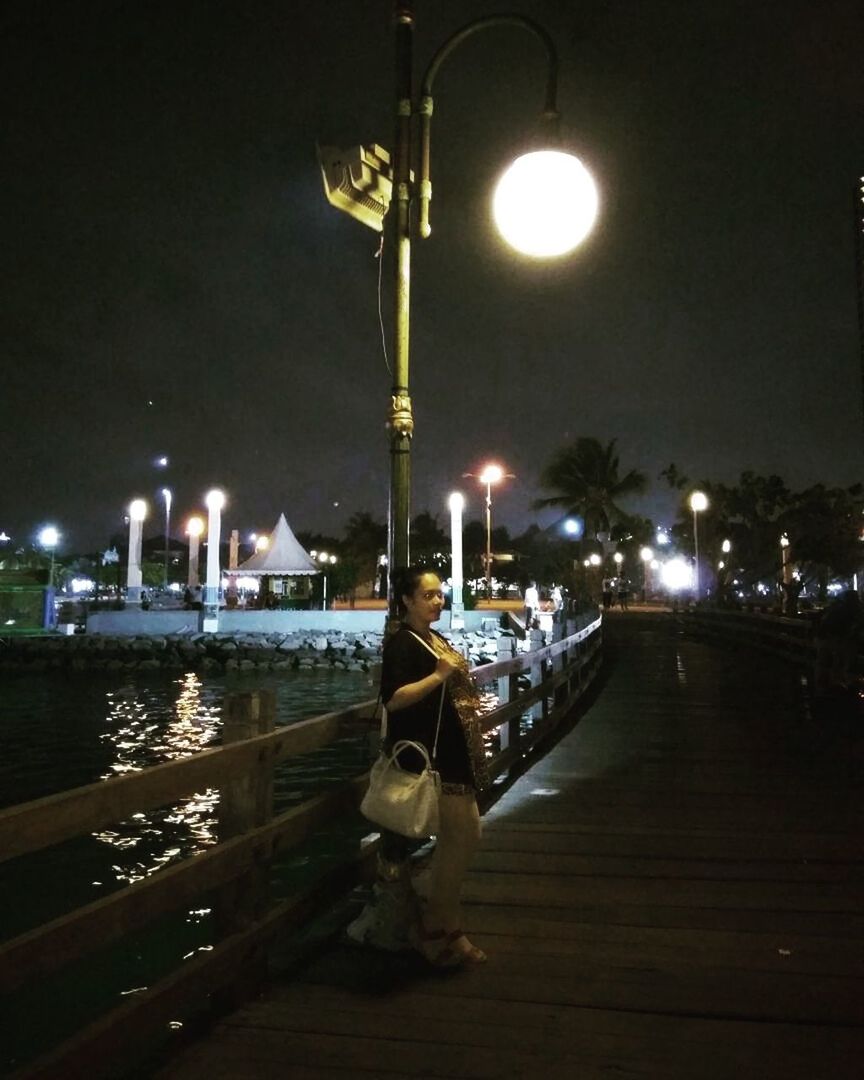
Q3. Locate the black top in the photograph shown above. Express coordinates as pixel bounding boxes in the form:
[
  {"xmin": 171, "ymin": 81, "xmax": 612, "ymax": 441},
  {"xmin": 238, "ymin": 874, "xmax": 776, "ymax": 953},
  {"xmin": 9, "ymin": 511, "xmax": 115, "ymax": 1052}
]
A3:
[{"xmin": 380, "ymin": 628, "xmax": 474, "ymax": 787}]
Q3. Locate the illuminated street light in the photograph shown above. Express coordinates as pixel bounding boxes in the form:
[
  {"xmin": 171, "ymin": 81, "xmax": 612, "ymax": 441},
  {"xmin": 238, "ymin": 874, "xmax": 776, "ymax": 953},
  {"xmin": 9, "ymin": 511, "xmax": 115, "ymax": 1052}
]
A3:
[
  {"xmin": 661, "ymin": 557, "xmax": 693, "ymax": 593},
  {"xmin": 589, "ymin": 553, "xmax": 602, "ymax": 567},
  {"xmin": 466, "ymin": 463, "xmax": 512, "ymax": 602},
  {"xmin": 320, "ymin": 6, "xmax": 597, "ymax": 624},
  {"xmin": 721, "ymin": 538, "xmax": 732, "ymax": 554},
  {"xmin": 688, "ymin": 491, "xmax": 709, "ymax": 599},
  {"xmin": 779, "ymin": 533, "xmax": 792, "ymax": 592},
  {"xmin": 313, "ymin": 550, "xmax": 338, "ymax": 610},
  {"xmin": 448, "ymin": 492, "xmax": 466, "ymax": 630},
  {"xmin": 493, "ymin": 150, "xmax": 597, "ymax": 257},
  {"xmin": 126, "ymin": 500, "xmax": 147, "ymax": 604},
  {"xmin": 39, "ymin": 525, "xmax": 60, "ymax": 589},
  {"xmin": 640, "ymin": 546, "xmax": 654, "ymax": 602},
  {"xmin": 255, "ymin": 536, "xmax": 270, "ymax": 553}
]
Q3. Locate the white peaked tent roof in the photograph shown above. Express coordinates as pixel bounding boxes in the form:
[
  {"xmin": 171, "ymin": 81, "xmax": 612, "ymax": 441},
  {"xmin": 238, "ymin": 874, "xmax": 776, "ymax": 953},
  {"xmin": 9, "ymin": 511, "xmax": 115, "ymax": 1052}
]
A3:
[{"xmin": 234, "ymin": 513, "xmax": 318, "ymax": 576}]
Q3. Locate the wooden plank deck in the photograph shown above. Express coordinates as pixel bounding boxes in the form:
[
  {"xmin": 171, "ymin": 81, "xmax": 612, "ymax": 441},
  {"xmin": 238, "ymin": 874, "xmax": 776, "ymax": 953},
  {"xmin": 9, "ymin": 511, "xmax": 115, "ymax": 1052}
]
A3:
[{"xmin": 157, "ymin": 614, "xmax": 864, "ymax": 1079}]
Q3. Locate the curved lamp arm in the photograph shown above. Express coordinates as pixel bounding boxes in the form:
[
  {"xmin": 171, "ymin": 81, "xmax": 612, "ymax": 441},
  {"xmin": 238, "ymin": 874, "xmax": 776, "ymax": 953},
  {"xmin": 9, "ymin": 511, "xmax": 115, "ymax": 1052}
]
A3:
[{"xmin": 417, "ymin": 15, "xmax": 560, "ymax": 239}]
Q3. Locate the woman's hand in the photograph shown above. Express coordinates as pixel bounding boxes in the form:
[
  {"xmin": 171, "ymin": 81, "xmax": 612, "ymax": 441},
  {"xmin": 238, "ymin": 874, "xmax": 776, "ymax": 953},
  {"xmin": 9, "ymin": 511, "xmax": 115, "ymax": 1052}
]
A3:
[{"xmin": 435, "ymin": 655, "xmax": 458, "ymax": 683}]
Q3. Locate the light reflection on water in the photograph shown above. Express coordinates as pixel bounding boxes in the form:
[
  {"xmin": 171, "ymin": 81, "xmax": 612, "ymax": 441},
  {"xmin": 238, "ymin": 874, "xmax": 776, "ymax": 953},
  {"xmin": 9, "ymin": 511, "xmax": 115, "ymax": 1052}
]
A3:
[{"xmin": 93, "ymin": 673, "xmax": 222, "ymax": 884}]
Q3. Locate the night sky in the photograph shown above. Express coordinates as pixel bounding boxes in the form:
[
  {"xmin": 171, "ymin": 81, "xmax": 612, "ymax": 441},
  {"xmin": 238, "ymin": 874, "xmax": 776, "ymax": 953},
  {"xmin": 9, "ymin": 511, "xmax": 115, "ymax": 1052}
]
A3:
[{"xmin": 3, "ymin": 0, "xmax": 863, "ymax": 554}]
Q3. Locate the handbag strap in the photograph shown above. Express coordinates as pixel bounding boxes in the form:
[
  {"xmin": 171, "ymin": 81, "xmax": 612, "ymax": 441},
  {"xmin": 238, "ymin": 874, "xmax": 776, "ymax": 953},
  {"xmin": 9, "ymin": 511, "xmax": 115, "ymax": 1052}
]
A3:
[
  {"xmin": 431, "ymin": 683, "xmax": 445, "ymax": 763},
  {"xmin": 406, "ymin": 630, "xmax": 447, "ymax": 764}
]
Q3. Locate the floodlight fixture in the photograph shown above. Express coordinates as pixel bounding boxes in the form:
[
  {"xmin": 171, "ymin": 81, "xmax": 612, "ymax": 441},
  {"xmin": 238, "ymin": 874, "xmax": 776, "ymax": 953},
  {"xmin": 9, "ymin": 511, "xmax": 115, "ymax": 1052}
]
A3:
[{"xmin": 317, "ymin": 144, "xmax": 393, "ymax": 232}]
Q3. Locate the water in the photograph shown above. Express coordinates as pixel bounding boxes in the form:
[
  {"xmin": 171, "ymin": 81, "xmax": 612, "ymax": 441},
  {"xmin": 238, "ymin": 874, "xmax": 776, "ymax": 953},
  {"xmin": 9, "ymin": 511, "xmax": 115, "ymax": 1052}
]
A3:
[{"xmin": 0, "ymin": 667, "xmax": 374, "ymax": 1072}]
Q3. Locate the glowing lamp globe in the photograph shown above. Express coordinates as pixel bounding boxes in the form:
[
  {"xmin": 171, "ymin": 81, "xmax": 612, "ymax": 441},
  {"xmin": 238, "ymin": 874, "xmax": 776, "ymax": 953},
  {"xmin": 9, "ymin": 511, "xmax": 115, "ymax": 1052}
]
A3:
[
  {"xmin": 479, "ymin": 464, "xmax": 504, "ymax": 485},
  {"xmin": 129, "ymin": 499, "xmax": 147, "ymax": 522},
  {"xmin": 39, "ymin": 526, "xmax": 60, "ymax": 549},
  {"xmin": 205, "ymin": 489, "xmax": 225, "ymax": 512},
  {"xmin": 187, "ymin": 516, "xmax": 204, "ymax": 538},
  {"xmin": 493, "ymin": 150, "xmax": 598, "ymax": 257},
  {"xmin": 448, "ymin": 492, "xmax": 465, "ymax": 513}
]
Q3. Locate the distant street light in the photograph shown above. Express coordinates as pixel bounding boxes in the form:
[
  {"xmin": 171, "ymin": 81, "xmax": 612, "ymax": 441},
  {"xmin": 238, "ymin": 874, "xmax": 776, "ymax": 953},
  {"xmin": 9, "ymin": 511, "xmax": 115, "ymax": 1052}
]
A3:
[
  {"xmin": 564, "ymin": 518, "xmax": 582, "ymax": 537},
  {"xmin": 319, "ymin": 5, "xmax": 598, "ymax": 623},
  {"xmin": 465, "ymin": 463, "xmax": 512, "ymax": 602},
  {"xmin": 161, "ymin": 488, "xmax": 172, "ymax": 590},
  {"xmin": 689, "ymin": 491, "xmax": 709, "ymax": 599},
  {"xmin": 779, "ymin": 533, "xmax": 792, "ymax": 591},
  {"xmin": 313, "ymin": 551, "xmax": 338, "ymax": 610}
]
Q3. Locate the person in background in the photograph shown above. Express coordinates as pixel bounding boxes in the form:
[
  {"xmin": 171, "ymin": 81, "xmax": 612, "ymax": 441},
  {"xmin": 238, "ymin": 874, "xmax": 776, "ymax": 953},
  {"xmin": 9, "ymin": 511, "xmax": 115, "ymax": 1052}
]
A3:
[
  {"xmin": 523, "ymin": 580, "xmax": 539, "ymax": 630},
  {"xmin": 602, "ymin": 578, "xmax": 614, "ymax": 610}
]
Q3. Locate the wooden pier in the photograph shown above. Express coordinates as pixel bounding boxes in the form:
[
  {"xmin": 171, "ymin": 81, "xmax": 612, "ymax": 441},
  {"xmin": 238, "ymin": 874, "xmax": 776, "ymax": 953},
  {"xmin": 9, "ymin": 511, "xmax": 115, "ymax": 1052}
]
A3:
[{"xmin": 156, "ymin": 615, "xmax": 864, "ymax": 1079}]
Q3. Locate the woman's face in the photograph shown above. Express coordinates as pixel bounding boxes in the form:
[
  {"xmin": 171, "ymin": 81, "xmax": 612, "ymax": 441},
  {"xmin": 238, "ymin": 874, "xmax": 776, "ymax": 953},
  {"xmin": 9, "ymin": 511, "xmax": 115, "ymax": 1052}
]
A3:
[{"xmin": 402, "ymin": 572, "xmax": 445, "ymax": 627}]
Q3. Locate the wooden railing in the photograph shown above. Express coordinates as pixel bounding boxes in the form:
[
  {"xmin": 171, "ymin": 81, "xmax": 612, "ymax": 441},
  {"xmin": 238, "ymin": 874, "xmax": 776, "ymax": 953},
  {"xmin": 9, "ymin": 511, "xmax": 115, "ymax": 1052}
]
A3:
[
  {"xmin": 677, "ymin": 607, "xmax": 862, "ymax": 673},
  {"xmin": 0, "ymin": 614, "xmax": 602, "ymax": 1079}
]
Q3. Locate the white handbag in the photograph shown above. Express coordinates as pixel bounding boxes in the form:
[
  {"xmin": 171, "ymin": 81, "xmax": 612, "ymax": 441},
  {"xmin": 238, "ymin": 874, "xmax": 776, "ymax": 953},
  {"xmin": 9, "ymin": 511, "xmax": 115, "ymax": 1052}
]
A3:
[{"xmin": 360, "ymin": 684, "xmax": 445, "ymax": 839}]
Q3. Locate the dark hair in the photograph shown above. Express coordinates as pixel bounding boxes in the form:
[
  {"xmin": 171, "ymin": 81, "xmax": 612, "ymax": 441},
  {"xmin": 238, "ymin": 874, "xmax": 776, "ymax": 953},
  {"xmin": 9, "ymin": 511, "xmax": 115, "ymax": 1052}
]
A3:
[{"xmin": 392, "ymin": 565, "xmax": 437, "ymax": 615}]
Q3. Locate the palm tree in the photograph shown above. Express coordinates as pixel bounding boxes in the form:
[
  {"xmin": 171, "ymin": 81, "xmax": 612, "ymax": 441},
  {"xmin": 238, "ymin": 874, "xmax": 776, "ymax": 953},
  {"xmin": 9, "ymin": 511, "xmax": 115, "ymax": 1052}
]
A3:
[
  {"xmin": 534, "ymin": 437, "xmax": 647, "ymax": 540},
  {"xmin": 342, "ymin": 511, "xmax": 387, "ymax": 597}
]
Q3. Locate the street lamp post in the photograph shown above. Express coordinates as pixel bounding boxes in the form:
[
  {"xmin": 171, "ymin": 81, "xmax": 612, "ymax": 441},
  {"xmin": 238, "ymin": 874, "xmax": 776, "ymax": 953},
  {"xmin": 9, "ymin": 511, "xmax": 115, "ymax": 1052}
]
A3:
[
  {"xmin": 779, "ymin": 533, "xmax": 792, "ymax": 613},
  {"xmin": 640, "ymin": 546, "xmax": 653, "ymax": 602},
  {"xmin": 448, "ymin": 492, "xmax": 465, "ymax": 630},
  {"xmin": 313, "ymin": 551, "xmax": 338, "ymax": 610},
  {"xmin": 480, "ymin": 464, "xmax": 504, "ymax": 602},
  {"xmin": 39, "ymin": 525, "xmax": 60, "ymax": 591},
  {"xmin": 689, "ymin": 491, "xmax": 709, "ymax": 600},
  {"xmin": 161, "ymin": 488, "xmax": 172, "ymax": 590},
  {"xmin": 321, "ymin": 4, "xmax": 598, "ymax": 626}
]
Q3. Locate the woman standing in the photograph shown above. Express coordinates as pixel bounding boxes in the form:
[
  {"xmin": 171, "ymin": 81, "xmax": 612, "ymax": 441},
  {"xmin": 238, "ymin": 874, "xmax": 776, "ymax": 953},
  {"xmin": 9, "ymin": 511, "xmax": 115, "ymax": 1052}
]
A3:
[{"xmin": 381, "ymin": 566, "xmax": 489, "ymax": 967}]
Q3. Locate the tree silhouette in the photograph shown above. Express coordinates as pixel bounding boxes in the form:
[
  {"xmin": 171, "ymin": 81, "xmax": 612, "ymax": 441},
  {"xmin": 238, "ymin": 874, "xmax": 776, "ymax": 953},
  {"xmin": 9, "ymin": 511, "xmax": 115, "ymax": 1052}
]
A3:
[{"xmin": 534, "ymin": 437, "xmax": 647, "ymax": 540}]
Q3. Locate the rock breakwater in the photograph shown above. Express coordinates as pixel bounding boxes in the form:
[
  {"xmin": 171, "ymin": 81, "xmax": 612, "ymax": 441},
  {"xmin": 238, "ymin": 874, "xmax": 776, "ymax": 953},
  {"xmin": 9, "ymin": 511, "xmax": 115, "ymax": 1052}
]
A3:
[{"xmin": 0, "ymin": 627, "xmax": 508, "ymax": 675}]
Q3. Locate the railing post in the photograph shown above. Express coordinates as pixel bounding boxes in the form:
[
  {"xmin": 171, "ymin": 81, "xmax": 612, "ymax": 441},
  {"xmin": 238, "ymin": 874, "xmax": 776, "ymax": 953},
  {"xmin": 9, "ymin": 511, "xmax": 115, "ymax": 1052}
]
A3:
[
  {"xmin": 497, "ymin": 631, "xmax": 518, "ymax": 753},
  {"xmin": 528, "ymin": 626, "xmax": 545, "ymax": 725},
  {"xmin": 215, "ymin": 689, "xmax": 276, "ymax": 1007}
]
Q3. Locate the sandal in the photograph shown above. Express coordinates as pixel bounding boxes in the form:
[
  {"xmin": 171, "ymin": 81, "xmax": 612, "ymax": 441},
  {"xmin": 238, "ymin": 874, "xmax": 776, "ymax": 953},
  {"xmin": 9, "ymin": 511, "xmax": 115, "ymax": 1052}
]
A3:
[
  {"xmin": 411, "ymin": 924, "xmax": 466, "ymax": 969},
  {"xmin": 446, "ymin": 930, "xmax": 487, "ymax": 964}
]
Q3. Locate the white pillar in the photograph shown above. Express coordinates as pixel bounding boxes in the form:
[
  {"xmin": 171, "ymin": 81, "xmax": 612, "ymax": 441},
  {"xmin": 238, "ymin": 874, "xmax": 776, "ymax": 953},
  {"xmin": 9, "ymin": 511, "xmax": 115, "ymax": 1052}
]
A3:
[
  {"xmin": 448, "ymin": 492, "xmax": 465, "ymax": 630},
  {"xmin": 187, "ymin": 518, "xmax": 204, "ymax": 588},
  {"xmin": 203, "ymin": 489, "xmax": 225, "ymax": 632},
  {"xmin": 126, "ymin": 500, "xmax": 147, "ymax": 604}
]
